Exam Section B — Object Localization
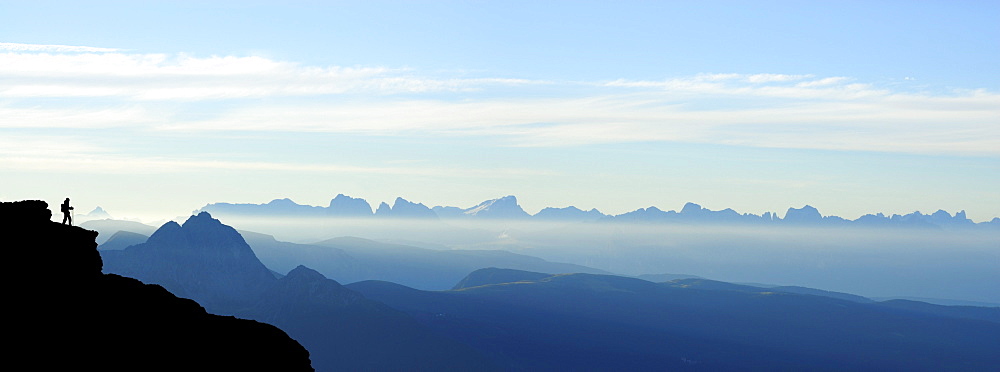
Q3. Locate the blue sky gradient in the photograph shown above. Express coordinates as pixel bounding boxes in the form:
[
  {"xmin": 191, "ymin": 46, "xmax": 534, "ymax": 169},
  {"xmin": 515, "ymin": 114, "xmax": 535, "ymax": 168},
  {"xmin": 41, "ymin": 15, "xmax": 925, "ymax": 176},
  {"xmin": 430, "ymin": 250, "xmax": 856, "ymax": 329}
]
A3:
[{"xmin": 1, "ymin": 1, "xmax": 998, "ymax": 221}]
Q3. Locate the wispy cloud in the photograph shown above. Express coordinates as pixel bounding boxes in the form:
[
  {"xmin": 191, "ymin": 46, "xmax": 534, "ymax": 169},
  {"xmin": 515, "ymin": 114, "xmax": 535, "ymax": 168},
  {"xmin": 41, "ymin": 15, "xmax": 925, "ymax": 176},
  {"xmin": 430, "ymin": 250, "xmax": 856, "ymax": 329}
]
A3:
[
  {"xmin": 0, "ymin": 42, "xmax": 119, "ymax": 53},
  {"xmin": 0, "ymin": 154, "xmax": 553, "ymax": 177},
  {"xmin": 745, "ymin": 73, "xmax": 811, "ymax": 83},
  {"xmin": 151, "ymin": 90, "xmax": 999, "ymax": 155},
  {"xmin": 0, "ymin": 47, "xmax": 536, "ymax": 100},
  {"xmin": 2, "ymin": 43, "xmax": 998, "ymax": 156},
  {"xmin": 602, "ymin": 74, "xmax": 886, "ymax": 100},
  {"xmin": 0, "ymin": 105, "xmax": 162, "ymax": 128},
  {"xmin": 0, "ymin": 135, "xmax": 553, "ymax": 178}
]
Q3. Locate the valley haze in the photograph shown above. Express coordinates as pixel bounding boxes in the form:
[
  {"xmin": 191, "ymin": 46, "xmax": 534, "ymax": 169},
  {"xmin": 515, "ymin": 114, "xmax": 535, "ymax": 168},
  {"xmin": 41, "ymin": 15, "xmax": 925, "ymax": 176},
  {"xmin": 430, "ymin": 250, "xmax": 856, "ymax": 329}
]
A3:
[
  {"xmin": 81, "ymin": 203, "xmax": 999, "ymax": 370},
  {"xmin": 80, "ymin": 194, "xmax": 1000, "ymax": 305}
]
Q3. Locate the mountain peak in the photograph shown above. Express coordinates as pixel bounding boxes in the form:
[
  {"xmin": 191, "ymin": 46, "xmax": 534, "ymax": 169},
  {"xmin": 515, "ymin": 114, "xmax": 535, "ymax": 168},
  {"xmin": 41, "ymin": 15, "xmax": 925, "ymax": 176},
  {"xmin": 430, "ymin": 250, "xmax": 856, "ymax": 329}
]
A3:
[
  {"xmin": 783, "ymin": 205, "xmax": 823, "ymax": 223},
  {"xmin": 327, "ymin": 194, "xmax": 373, "ymax": 216},
  {"xmin": 183, "ymin": 211, "xmax": 222, "ymax": 227},
  {"xmin": 375, "ymin": 202, "xmax": 391, "ymax": 216},
  {"xmin": 82, "ymin": 206, "xmax": 112, "ymax": 220},
  {"xmin": 267, "ymin": 265, "xmax": 363, "ymax": 307},
  {"xmin": 532, "ymin": 206, "xmax": 606, "ymax": 221},
  {"xmin": 463, "ymin": 195, "xmax": 529, "ymax": 219},
  {"xmin": 147, "ymin": 220, "xmax": 182, "ymax": 244},
  {"xmin": 103, "ymin": 213, "xmax": 276, "ymax": 314},
  {"xmin": 268, "ymin": 198, "xmax": 297, "ymax": 206},
  {"xmin": 680, "ymin": 202, "xmax": 704, "ymax": 214},
  {"xmin": 931, "ymin": 209, "xmax": 951, "ymax": 218},
  {"xmin": 285, "ymin": 265, "xmax": 329, "ymax": 282},
  {"xmin": 384, "ymin": 197, "xmax": 437, "ymax": 219}
]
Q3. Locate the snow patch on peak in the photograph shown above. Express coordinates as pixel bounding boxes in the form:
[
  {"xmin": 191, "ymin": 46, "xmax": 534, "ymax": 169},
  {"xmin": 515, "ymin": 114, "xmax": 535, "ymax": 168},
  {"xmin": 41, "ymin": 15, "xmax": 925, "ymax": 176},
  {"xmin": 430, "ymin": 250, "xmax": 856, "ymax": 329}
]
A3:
[{"xmin": 462, "ymin": 195, "xmax": 528, "ymax": 218}]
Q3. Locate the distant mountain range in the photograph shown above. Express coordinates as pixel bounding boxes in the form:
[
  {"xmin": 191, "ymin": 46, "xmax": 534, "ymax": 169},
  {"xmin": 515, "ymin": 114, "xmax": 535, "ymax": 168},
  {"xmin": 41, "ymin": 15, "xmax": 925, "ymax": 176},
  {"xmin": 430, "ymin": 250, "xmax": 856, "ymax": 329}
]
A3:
[{"xmin": 198, "ymin": 195, "xmax": 1000, "ymax": 229}]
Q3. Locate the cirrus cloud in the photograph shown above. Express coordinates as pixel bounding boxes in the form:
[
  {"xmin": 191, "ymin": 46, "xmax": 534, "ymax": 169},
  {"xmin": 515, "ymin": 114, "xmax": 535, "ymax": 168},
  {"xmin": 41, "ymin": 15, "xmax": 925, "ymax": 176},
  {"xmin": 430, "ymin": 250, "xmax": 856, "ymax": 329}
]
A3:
[{"xmin": 2, "ymin": 43, "xmax": 998, "ymax": 157}]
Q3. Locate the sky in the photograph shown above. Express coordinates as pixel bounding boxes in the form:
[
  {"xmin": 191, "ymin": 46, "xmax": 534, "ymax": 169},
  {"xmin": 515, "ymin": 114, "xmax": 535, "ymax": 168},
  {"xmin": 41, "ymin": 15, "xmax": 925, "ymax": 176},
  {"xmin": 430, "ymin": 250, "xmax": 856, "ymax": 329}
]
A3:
[{"xmin": 1, "ymin": 1, "xmax": 998, "ymax": 222}]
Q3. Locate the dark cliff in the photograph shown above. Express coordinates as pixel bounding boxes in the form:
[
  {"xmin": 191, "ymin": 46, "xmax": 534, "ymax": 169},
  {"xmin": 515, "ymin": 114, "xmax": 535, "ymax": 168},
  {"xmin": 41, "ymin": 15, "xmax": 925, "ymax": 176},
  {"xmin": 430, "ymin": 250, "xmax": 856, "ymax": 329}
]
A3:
[{"xmin": 1, "ymin": 200, "xmax": 313, "ymax": 371}]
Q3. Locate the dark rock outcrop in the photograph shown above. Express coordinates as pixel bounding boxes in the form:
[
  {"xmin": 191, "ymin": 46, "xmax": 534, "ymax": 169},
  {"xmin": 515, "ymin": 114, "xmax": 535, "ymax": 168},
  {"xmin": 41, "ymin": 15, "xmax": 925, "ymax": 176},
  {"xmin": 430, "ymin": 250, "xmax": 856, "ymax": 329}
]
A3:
[{"xmin": 2, "ymin": 200, "xmax": 312, "ymax": 371}]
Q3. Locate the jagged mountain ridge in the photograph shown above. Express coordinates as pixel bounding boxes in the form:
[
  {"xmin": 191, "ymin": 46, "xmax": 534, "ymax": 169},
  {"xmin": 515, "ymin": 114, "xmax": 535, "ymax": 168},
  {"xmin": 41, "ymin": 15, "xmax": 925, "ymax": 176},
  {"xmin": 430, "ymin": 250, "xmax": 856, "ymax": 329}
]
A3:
[
  {"xmin": 376, "ymin": 197, "xmax": 438, "ymax": 218},
  {"xmin": 198, "ymin": 195, "xmax": 998, "ymax": 228}
]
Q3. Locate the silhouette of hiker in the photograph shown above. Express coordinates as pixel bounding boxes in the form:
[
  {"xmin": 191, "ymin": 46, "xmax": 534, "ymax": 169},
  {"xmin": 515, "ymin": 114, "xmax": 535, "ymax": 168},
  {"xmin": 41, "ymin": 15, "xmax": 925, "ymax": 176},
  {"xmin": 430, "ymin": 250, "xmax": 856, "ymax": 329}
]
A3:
[{"xmin": 61, "ymin": 198, "xmax": 74, "ymax": 226}]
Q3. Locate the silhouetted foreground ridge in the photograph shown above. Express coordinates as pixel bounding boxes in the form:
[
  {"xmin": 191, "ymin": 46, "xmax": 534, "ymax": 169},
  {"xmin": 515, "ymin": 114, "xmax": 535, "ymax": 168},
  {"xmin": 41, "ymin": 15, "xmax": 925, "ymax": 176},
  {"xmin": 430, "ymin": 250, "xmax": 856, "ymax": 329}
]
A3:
[{"xmin": 1, "ymin": 200, "xmax": 313, "ymax": 371}]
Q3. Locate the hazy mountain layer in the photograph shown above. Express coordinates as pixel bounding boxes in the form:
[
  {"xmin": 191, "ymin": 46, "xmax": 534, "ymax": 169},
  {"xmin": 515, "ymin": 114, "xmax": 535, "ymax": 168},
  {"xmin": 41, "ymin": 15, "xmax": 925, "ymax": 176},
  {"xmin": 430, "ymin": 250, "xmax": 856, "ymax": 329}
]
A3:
[
  {"xmin": 99, "ymin": 212, "xmax": 495, "ymax": 371},
  {"xmin": 237, "ymin": 265, "xmax": 496, "ymax": 371},
  {"xmin": 79, "ymin": 218, "xmax": 157, "ymax": 244},
  {"xmin": 242, "ymin": 231, "xmax": 611, "ymax": 290},
  {"xmin": 349, "ymin": 269, "xmax": 1000, "ymax": 371},
  {"xmin": 96, "ymin": 230, "xmax": 148, "ymax": 250},
  {"xmin": 78, "ymin": 207, "xmax": 1000, "ymax": 370}
]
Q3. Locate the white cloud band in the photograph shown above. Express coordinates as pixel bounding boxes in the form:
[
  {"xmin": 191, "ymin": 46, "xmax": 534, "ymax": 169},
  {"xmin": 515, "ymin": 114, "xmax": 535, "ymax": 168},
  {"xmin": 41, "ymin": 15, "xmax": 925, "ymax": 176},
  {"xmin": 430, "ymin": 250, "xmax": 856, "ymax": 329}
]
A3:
[{"xmin": 2, "ymin": 43, "xmax": 998, "ymax": 156}]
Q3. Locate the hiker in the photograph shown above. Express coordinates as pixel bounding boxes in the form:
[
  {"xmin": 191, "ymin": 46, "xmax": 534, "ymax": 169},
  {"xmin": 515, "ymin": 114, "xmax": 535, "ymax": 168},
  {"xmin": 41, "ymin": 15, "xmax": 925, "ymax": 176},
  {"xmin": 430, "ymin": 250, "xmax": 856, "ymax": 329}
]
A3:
[{"xmin": 61, "ymin": 198, "xmax": 74, "ymax": 225}]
